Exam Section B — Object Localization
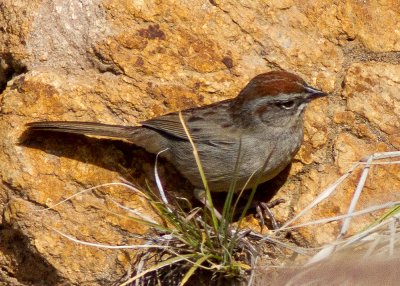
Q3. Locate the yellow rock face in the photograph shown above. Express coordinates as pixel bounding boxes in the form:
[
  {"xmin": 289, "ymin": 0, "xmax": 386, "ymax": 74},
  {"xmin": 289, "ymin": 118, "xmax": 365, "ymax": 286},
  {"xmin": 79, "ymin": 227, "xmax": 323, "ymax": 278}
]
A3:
[{"xmin": 1, "ymin": 0, "xmax": 399, "ymax": 284}]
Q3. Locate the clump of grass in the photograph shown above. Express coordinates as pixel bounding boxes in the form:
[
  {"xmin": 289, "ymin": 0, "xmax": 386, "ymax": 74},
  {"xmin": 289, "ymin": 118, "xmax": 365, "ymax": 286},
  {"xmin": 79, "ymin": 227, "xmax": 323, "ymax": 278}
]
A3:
[
  {"xmin": 118, "ymin": 182, "xmax": 258, "ymax": 285},
  {"xmin": 50, "ymin": 165, "xmax": 264, "ymax": 285}
]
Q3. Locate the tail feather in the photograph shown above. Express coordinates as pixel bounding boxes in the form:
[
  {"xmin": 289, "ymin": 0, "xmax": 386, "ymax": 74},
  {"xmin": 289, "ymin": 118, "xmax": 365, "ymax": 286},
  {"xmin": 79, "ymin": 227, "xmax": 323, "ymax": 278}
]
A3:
[{"xmin": 25, "ymin": 121, "xmax": 138, "ymax": 140}]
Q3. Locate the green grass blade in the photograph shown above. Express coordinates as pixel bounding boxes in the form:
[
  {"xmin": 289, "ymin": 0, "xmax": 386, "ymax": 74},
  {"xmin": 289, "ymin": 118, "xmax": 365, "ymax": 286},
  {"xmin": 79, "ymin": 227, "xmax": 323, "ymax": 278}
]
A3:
[
  {"xmin": 178, "ymin": 111, "xmax": 219, "ymax": 231},
  {"xmin": 221, "ymin": 137, "xmax": 242, "ymax": 230},
  {"xmin": 366, "ymin": 204, "xmax": 400, "ymax": 230},
  {"xmin": 179, "ymin": 254, "xmax": 213, "ymax": 286}
]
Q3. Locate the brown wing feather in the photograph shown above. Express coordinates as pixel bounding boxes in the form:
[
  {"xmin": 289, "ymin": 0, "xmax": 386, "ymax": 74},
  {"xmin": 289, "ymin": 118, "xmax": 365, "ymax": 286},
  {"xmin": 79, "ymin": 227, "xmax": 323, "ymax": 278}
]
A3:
[
  {"xmin": 142, "ymin": 109, "xmax": 237, "ymax": 145},
  {"xmin": 141, "ymin": 113, "xmax": 189, "ymax": 140}
]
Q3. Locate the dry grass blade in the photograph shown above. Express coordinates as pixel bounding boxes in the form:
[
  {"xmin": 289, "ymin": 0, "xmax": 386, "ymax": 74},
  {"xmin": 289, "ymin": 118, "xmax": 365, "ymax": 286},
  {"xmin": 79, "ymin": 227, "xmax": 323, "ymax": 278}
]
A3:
[
  {"xmin": 301, "ymin": 152, "xmax": 399, "ymax": 264},
  {"xmin": 53, "ymin": 229, "xmax": 171, "ymax": 250},
  {"xmin": 38, "ymin": 182, "xmax": 148, "ymax": 212},
  {"xmin": 281, "ymin": 162, "xmax": 360, "ymax": 229},
  {"xmin": 265, "ymin": 152, "xmax": 400, "ymax": 285},
  {"xmin": 282, "ymin": 151, "xmax": 400, "ymax": 231},
  {"xmin": 154, "ymin": 148, "xmax": 170, "ymax": 206},
  {"xmin": 110, "ymin": 199, "xmax": 158, "ymax": 224},
  {"xmin": 283, "ymin": 201, "xmax": 400, "ymax": 231},
  {"xmin": 121, "ymin": 254, "xmax": 196, "ymax": 286},
  {"xmin": 339, "ymin": 155, "xmax": 373, "ymax": 237}
]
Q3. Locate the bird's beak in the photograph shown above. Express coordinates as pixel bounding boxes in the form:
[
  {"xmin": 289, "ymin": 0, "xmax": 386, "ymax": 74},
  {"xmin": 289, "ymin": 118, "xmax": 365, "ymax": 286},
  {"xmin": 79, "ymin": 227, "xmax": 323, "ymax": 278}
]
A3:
[{"xmin": 304, "ymin": 85, "xmax": 327, "ymax": 102}]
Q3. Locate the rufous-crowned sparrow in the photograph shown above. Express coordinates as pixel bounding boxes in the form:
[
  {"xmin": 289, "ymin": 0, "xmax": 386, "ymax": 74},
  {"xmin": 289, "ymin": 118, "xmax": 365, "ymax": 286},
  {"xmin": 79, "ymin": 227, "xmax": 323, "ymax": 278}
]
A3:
[{"xmin": 25, "ymin": 71, "xmax": 326, "ymax": 194}]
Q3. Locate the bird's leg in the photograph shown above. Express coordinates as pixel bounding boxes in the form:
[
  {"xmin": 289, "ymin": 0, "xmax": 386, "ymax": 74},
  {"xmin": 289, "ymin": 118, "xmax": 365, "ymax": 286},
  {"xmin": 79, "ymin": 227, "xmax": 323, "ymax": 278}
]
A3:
[
  {"xmin": 193, "ymin": 188, "xmax": 222, "ymax": 220},
  {"xmin": 256, "ymin": 198, "xmax": 286, "ymax": 230}
]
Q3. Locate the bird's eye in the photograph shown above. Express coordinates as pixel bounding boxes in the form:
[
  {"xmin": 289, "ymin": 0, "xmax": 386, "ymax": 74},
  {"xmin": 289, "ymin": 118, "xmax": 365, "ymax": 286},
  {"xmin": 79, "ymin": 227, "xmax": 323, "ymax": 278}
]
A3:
[{"xmin": 278, "ymin": 101, "xmax": 296, "ymax": 110}]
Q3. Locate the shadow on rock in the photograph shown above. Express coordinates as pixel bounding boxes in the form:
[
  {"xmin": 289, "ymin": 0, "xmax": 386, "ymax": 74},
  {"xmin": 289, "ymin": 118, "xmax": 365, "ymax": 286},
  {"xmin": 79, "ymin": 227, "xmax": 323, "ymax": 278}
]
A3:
[{"xmin": 20, "ymin": 129, "xmax": 291, "ymax": 221}]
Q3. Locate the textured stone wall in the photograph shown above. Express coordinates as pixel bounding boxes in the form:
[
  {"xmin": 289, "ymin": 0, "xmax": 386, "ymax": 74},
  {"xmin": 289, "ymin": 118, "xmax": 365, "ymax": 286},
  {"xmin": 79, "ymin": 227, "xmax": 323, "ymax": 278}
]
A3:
[{"xmin": 0, "ymin": 0, "xmax": 399, "ymax": 284}]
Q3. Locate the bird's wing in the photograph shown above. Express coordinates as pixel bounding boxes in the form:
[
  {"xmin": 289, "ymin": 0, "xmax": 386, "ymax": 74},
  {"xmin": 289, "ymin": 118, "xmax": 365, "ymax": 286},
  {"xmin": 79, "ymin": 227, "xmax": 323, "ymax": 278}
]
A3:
[{"xmin": 141, "ymin": 108, "xmax": 237, "ymax": 145}]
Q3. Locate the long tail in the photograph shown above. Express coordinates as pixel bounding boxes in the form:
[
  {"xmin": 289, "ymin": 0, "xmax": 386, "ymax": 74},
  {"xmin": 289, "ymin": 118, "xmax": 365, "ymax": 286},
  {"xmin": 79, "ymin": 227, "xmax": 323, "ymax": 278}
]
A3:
[
  {"xmin": 25, "ymin": 121, "xmax": 139, "ymax": 140},
  {"xmin": 25, "ymin": 121, "xmax": 167, "ymax": 155}
]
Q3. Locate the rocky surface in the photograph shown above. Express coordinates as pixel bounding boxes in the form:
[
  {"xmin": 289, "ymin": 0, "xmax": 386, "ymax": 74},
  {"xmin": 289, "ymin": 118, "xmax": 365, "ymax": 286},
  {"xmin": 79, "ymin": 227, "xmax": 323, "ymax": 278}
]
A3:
[{"xmin": 1, "ymin": 0, "xmax": 399, "ymax": 284}]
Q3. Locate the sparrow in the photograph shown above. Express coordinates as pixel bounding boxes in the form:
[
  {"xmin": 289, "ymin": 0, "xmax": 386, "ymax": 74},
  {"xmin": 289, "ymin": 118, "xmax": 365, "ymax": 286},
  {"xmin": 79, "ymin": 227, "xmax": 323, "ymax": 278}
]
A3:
[{"xmin": 25, "ymin": 71, "xmax": 327, "ymax": 194}]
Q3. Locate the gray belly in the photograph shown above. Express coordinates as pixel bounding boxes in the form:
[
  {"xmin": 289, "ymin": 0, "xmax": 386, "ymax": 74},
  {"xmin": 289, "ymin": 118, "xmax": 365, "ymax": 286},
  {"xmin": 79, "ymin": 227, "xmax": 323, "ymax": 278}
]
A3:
[{"xmin": 167, "ymin": 128, "xmax": 303, "ymax": 192}]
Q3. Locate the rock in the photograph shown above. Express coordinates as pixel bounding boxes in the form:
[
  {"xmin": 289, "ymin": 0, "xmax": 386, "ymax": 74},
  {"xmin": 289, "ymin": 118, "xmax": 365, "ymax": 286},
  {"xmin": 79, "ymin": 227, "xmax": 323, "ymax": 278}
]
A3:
[
  {"xmin": 1, "ymin": 0, "xmax": 399, "ymax": 284},
  {"xmin": 290, "ymin": 63, "xmax": 400, "ymax": 245}
]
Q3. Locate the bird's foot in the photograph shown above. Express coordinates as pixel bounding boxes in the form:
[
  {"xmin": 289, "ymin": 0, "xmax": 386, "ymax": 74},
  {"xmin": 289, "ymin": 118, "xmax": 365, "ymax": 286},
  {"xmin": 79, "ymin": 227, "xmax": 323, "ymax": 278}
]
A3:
[{"xmin": 256, "ymin": 198, "xmax": 285, "ymax": 230}]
